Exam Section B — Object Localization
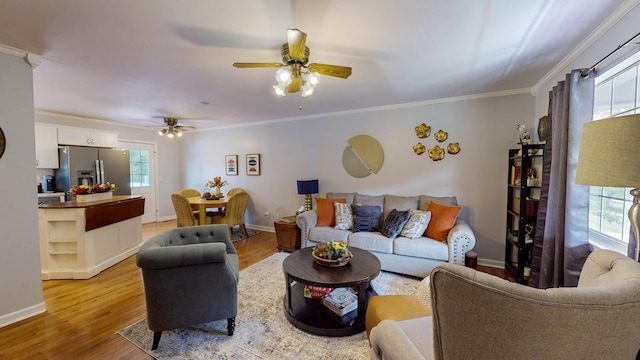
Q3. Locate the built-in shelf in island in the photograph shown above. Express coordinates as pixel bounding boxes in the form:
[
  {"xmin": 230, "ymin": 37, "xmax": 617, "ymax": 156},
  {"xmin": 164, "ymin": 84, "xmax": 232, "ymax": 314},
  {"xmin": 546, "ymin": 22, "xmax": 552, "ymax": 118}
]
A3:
[{"xmin": 38, "ymin": 195, "xmax": 145, "ymax": 280}]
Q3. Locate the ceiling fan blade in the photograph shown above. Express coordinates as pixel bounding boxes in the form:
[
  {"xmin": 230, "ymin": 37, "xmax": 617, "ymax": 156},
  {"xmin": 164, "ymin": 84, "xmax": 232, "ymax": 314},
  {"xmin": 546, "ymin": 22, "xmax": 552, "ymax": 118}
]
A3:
[
  {"xmin": 288, "ymin": 77, "xmax": 301, "ymax": 93},
  {"xmin": 308, "ymin": 63, "xmax": 352, "ymax": 79},
  {"xmin": 233, "ymin": 62, "xmax": 283, "ymax": 68},
  {"xmin": 175, "ymin": 125, "xmax": 196, "ymax": 129},
  {"xmin": 287, "ymin": 28, "xmax": 307, "ymax": 60}
]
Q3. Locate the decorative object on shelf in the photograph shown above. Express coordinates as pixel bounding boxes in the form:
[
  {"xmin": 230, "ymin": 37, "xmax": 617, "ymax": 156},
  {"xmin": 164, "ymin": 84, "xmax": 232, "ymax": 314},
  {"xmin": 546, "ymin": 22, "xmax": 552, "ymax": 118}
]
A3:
[
  {"xmin": 575, "ymin": 114, "xmax": 640, "ymax": 261},
  {"xmin": 342, "ymin": 134, "xmax": 384, "ymax": 178},
  {"xmin": 246, "ymin": 154, "xmax": 261, "ymax": 175},
  {"xmin": 526, "ymin": 168, "xmax": 537, "ymax": 186},
  {"xmin": 312, "ymin": 241, "xmax": 353, "ymax": 267},
  {"xmin": 446, "ymin": 142, "xmax": 460, "ymax": 154},
  {"xmin": 434, "ymin": 129, "xmax": 448, "ymax": 142},
  {"xmin": 517, "ymin": 124, "xmax": 531, "ymax": 144},
  {"xmin": 0, "ymin": 126, "xmax": 5, "ymax": 159},
  {"xmin": 233, "ymin": 29, "xmax": 351, "ymax": 97},
  {"xmin": 225, "ymin": 155, "xmax": 238, "ymax": 176},
  {"xmin": 206, "ymin": 176, "xmax": 229, "ymax": 197},
  {"xmin": 415, "ymin": 123, "xmax": 431, "ymax": 138},
  {"xmin": 69, "ymin": 182, "xmax": 116, "ymax": 196},
  {"xmin": 537, "ymin": 115, "xmax": 548, "ymax": 142},
  {"xmin": 427, "ymin": 145, "xmax": 445, "ymax": 161},
  {"xmin": 297, "ymin": 178, "xmax": 319, "ymax": 212},
  {"xmin": 524, "ymin": 224, "xmax": 534, "ymax": 244},
  {"xmin": 413, "ymin": 142, "xmax": 426, "ymax": 155}
]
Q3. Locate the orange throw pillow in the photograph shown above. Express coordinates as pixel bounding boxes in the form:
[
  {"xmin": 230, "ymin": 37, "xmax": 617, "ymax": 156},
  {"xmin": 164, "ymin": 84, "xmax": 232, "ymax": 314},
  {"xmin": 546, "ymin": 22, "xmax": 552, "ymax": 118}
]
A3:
[
  {"xmin": 316, "ymin": 198, "xmax": 346, "ymax": 226},
  {"xmin": 424, "ymin": 202, "xmax": 462, "ymax": 242}
]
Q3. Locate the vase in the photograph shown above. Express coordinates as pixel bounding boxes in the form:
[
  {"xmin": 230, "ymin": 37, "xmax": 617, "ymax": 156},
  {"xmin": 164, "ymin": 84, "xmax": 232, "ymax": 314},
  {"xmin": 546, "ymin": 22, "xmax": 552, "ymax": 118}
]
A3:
[
  {"xmin": 76, "ymin": 192, "xmax": 113, "ymax": 203},
  {"xmin": 215, "ymin": 186, "xmax": 223, "ymax": 197}
]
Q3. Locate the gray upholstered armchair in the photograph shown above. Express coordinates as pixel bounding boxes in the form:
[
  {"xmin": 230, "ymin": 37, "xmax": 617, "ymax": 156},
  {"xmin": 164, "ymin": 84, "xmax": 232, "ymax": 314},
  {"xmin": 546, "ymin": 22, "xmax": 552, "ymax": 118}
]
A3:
[
  {"xmin": 136, "ymin": 224, "xmax": 239, "ymax": 350},
  {"xmin": 369, "ymin": 249, "xmax": 640, "ymax": 360}
]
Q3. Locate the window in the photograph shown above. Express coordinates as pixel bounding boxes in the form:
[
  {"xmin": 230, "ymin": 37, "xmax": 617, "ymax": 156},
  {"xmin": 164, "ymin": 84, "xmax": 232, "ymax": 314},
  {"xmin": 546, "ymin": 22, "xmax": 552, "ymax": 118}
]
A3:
[
  {"xmin": 129, "ymin": 149, "xmax": 150, "ymax": 188},
  {"xmin": 589, "ymin": 52, "xmax": 640, "ymax": 253}
]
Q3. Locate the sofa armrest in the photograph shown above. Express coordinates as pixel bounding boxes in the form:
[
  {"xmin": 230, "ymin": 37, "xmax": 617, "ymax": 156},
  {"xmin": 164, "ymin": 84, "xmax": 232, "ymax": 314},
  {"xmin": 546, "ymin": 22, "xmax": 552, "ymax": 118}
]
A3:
[
  {"xmin": 446, "ymin": 219, "xmax": 476, "ymax": 265},
  {"xmin": 136, "ymin": 242, "xmax": 228, "ymax": 269},
  {"xmin": 369, "ymin": 318, "xmax": 431, "ymax": 360},
  {"xmin": 296, "ymin": 210, "xmax": 318, "ymax": 248}
]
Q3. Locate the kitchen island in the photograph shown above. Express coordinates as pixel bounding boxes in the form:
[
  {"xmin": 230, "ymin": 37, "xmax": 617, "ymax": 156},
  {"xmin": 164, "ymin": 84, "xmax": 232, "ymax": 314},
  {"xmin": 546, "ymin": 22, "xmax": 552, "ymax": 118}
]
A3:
[{"xmin": 38, "ymin": 195, "xmax": 145, "ymax": 280}]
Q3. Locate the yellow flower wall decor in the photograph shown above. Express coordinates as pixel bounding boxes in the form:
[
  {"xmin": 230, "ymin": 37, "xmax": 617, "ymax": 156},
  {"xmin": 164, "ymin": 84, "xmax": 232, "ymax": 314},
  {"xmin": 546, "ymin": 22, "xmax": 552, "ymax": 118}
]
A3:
[
  {"xmin": 434, "ymin": 130, "xmax": 448, "ymax": 142},
  {"xmin": 447, "ymin": 143, "xmax": 460, "ymax": 154},
  {"xmin": 413, "ymin": 142, "xmax": 426, "ymax": 155},
  {"xmin": 415, "ymin": 123, "xmax": 431, "ymax": 138},
  {"xmin": 428, "ymin": 145, "xmax": 445, "ymax": 161}
]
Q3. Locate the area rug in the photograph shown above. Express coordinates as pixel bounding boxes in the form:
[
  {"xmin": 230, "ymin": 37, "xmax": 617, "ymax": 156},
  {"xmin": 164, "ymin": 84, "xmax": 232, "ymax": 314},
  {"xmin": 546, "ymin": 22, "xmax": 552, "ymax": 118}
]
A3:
[
  {"xmin": 118, "ymin": 252, "xmax": 421, "ymax": 359},
  {"xmin": 229, "ymin": 227, "xmax": 260, "ymax": 242}
]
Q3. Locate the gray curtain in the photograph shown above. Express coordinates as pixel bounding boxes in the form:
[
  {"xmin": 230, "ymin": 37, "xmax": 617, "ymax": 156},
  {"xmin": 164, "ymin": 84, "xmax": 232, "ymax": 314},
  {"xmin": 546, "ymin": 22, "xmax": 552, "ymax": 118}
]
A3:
[
  {"xmin": 529, "ymin": 69, "xmax": 593, "ymax": 289},
  {"xmin": 629, "ymin": 198, "xmax": 638, "ymax": 260}
]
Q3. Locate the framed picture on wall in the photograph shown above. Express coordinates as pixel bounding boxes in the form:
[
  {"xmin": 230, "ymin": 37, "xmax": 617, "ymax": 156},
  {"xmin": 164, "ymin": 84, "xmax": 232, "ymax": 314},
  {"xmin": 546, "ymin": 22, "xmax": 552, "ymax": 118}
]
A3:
[
  {"xmin": 246, "ymin": 154, "xmax": 261, "ymax": 176},
  {"xmin": 225, "ymin": 155, "xmax": 238, "ymax": 176}
]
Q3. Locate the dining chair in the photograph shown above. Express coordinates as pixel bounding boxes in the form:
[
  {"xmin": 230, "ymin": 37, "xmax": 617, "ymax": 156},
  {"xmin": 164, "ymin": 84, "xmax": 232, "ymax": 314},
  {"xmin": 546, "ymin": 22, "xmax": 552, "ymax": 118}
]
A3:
[
  {"xmin": 215, "ymin": 187, "xmax": 246, "ymax": 215},
  {"xmin": 171, "ymin": 193, "xmax": 212, "ymax": 227},
  {"xmin": 177, "ymin": 188, "xmax": 201, "ymax": 198},
  {"xmin": 211, "ymin": 192, "xmax": 250, "ymax": 237}
]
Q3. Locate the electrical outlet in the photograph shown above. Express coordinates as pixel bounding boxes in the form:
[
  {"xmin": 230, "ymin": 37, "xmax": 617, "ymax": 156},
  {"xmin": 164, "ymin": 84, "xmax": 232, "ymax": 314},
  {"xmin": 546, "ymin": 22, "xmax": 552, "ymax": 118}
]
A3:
[{"xmin": 264, "ymin": 211, "xmax": 270, "ymax": 217}]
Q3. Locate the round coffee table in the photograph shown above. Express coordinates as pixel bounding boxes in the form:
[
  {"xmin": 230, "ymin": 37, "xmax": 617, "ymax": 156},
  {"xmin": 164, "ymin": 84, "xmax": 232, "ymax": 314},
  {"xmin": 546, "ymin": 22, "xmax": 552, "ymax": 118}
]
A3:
[{"xmin": 282, "ymin": 246, "xmax": 381, "ymax": 336}]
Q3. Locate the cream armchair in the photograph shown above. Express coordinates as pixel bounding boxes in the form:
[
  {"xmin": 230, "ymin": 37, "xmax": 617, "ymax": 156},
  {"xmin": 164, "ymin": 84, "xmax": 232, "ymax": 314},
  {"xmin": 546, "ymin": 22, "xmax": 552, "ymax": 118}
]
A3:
[{"xmin": 369, "ymin": 249, "xmax": 640, "ymax": 360}]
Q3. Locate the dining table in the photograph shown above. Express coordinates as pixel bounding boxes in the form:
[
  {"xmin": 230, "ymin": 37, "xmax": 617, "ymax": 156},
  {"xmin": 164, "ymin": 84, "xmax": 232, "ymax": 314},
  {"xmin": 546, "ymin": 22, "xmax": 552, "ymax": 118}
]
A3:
[{"xmin": 187, "ymin": 196, "xmax": 228, "ymax": 225}]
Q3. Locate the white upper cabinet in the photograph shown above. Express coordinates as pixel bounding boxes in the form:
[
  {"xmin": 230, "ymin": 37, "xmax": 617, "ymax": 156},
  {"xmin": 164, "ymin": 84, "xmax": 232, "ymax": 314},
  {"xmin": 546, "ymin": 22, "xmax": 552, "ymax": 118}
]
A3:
[
  {"xmin": 57, "ymin": 126, "xmax": 118, "ymax": 148},
  {"xmin": 35, "ymin": 123, "xmax": 59, "ymax": 169}
]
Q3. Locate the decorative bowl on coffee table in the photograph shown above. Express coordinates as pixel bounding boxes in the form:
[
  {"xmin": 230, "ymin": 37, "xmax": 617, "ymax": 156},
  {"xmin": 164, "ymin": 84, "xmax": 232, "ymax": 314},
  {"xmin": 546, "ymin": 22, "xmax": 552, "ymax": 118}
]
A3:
[{"xmin": 312, "ymin": 243, "xmax": 353, "ymax": 267}]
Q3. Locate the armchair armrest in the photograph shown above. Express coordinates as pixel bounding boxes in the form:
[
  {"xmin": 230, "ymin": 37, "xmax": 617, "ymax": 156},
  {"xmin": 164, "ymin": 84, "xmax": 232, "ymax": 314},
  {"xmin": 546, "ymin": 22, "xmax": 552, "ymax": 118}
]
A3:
[
  {"xmin": 136, "ymin": 242, "xmax": 228, "ymax": 269},
  {"xmin": 446, "ymin": 219, "xmax": 475, "ymax": 265},
  {"xmin": 369, "ymin": 318, "xmax": 431, "ymax": 360},
  {"xmin": 296, "ymin": 210, "xmax": 317, "ymax": 248}
]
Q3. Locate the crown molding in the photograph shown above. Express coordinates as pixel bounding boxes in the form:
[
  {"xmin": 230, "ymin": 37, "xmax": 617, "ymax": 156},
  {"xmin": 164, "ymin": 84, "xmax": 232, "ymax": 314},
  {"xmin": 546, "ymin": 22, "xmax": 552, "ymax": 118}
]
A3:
[
  {"xmin": 0, "ymin": 43, "xmax": 41, "ymax": 68},
  {"xmin": 532, "ymin": 0, "xmax": 640, "ymax": 95}
]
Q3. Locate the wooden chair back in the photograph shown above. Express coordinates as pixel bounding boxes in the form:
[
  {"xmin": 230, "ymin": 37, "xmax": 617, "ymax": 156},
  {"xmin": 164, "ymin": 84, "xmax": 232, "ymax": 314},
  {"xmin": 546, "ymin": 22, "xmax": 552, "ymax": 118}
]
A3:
[
  {"xmin": 171, "ymin": 193, "xmax": 197, "ymax": 227},
  {"xmin": 212, "ymin": 192, "xmax": 250, "ymax": 237},
  {"xmin": 177, "ymin": 188, "xmax": 201, "ymax": 198}
]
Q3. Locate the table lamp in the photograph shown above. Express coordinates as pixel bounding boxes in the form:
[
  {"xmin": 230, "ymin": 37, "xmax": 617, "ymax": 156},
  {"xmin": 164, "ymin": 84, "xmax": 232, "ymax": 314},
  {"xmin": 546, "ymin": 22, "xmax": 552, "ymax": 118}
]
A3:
[
  {"xmin": 575, "ymin": 114, "xmax": 640, "ymax": 261},
  {"xmin": 297, "ymin": 179, "xmax": 319, "ymax": 212}
]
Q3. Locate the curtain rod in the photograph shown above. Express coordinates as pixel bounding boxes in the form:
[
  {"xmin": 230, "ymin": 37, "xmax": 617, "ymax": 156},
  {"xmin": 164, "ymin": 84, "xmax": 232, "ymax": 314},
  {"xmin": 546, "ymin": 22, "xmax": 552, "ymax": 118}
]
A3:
[{"xmin": 580, "ymin": 31, "xmax": 640, "ymax": 78}]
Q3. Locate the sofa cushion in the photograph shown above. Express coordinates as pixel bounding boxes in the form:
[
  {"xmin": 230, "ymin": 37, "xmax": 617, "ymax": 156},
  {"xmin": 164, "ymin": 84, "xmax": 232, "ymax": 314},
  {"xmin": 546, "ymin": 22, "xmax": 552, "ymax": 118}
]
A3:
[
  {"xmin": 400, "ymin": 209, "xmax": 432, "ymax": 239},
  {"xmin": 308, "ymin": 226, "xmax": 351, "ymax": 244},
  {"xmin": 347, "ymin": 231, "xmax": 393, "ymax": 254},
  {"xmin": 352, "ymin": 204, "xmax": 383, "ymax": 232},
  {"xmin": 380, "ymin": 209, "xmax": 411, "ymax": 239},
  {"xmin": 418, "ymin": 195, "xmax": 458, "ymax": 210},
  {"xmin": 383, "ymin": 195, "xmax": 419, "ymax": 221},
  {"xmin": 326, "ymin": 192, "xmax": 356, "ymax": 205},
  {"xmin": 424, "ymin": 202, "xmax": 462, "ymax": 242},
  {"xmin": 334, "ymin": 202, "xmax": 353, "ymax": 230},
  {"xmin": 394, "ymin": 236, "xmax": 449, "ymax": 261},
  {"xmin": 354, "ymin": 194, "xmax": 385, "ymax": 209},
  {"xmin": 316, "ymin": 197, "xmax": 346, "ymax": 227}
]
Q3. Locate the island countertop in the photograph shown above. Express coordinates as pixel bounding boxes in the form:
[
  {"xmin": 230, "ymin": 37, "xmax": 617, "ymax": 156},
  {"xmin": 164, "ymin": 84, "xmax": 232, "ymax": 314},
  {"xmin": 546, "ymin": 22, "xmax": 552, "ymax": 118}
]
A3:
[{"xmin": 38, "ymin": 195, "xmax": 143, "ymax": 209}]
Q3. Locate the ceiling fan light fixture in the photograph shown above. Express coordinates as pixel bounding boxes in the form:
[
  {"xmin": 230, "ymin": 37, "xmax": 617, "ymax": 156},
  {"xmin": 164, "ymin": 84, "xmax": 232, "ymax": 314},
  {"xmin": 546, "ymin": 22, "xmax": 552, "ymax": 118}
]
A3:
[
  {"xmin": 176, "ymin": 129, "xmax": 183, "ymax": 137},
  {"xmin": 276, "ymin": 67, "xmax": 292, "ymax": 85},
  {"xmin": 159, "ymin": 129, "xmax": 166, "ymax": 136},
  {"xmin": 273, "ymin": 84, "xmax": 287, "ymax": 96},
  {"xmin": 307, "ymin": 72, "xmax": 319, "ymax": 86}
]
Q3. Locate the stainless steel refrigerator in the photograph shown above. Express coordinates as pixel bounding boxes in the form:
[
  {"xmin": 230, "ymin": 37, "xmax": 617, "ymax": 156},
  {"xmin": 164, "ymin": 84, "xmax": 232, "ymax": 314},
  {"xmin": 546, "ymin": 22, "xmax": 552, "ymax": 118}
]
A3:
[{"xmin": 56, "ymin": 146, "xmax": 131, "ymax": 200}]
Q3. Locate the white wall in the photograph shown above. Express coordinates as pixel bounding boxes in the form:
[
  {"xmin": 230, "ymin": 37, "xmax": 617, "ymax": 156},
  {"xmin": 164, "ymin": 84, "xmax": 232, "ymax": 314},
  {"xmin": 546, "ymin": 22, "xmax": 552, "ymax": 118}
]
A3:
[
  {"xmin": 182, "ymin": 91, "xmax": 535, "ymax": 266},
  {"xmin": 0, "ymin": 52, "xmax": 45, "ymax": 326}
]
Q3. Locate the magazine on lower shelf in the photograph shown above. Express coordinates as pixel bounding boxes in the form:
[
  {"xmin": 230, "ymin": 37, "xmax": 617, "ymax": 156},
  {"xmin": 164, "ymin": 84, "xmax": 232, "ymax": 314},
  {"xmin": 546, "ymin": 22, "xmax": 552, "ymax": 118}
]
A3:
[{"xmin": 322, "ymin": 287, "xmax": 357, "ymax": 316}]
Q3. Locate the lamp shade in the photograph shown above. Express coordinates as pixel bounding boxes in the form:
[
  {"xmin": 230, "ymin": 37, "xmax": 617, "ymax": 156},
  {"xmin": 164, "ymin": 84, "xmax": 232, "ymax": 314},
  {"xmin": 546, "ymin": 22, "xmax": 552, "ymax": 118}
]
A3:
[
  {"xmin": 575, "ymin": 114, "xmax": 640, "ymax": 188},
  {"xmin": 297, "ymin": 179, "xmax": 319, "ymax": 195}
]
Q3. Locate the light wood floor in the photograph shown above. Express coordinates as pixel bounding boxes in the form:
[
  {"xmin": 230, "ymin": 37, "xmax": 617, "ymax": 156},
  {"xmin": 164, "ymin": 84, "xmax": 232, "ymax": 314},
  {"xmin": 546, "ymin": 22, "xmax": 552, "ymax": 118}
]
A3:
[{"xmin": 0, "ymin": 221, "xmax": 506, "ymax": 359}]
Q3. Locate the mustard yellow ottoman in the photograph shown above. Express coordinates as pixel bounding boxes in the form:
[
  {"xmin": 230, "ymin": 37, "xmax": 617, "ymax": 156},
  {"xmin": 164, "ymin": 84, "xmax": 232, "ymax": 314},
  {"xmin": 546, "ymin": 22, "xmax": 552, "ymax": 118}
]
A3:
[{"xmin": 365, "ymin": 294, "xmax": 432, "ymax": 340}]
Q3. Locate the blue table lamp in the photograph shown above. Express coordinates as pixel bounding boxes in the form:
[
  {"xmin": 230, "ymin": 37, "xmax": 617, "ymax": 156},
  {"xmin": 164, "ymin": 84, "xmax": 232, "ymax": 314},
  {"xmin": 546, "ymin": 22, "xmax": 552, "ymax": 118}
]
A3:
[{"xmin": 297, "ymin": 179, "xmax": 319, "ymax": 212}]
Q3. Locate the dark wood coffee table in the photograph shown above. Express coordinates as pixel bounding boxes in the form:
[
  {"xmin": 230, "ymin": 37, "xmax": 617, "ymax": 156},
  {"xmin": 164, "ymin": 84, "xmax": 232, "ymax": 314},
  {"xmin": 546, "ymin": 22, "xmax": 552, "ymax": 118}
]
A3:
[{"xmin": 282, "ymin": 246, "xmax": 381, "ymax": 336}]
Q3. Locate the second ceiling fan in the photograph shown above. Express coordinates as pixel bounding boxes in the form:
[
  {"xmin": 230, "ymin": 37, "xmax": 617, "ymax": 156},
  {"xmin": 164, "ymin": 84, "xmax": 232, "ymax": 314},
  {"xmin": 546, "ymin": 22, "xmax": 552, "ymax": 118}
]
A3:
[{"xmin": 233, "ymin": 28, "xmax": 352, "ymax": 96}]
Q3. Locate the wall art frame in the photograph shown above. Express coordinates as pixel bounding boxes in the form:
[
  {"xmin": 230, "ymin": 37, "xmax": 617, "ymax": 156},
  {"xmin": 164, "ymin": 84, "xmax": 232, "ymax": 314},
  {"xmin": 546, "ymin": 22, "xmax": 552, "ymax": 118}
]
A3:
[
  {"xmin": 225, "ymin": 154, "xmax": 238, "ymax": 176},
  {"xmin": 246, "ymin": 153, "xmax": 261, "ymax": 176}
]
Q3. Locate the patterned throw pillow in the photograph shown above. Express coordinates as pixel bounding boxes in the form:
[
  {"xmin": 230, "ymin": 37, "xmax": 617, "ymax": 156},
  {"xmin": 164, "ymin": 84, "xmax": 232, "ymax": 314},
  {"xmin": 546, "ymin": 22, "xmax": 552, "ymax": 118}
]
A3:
[
  {"xmin": 334, "ymin": 202, "xmax": 353, "ymax": 230},
  {"xmin": 351, "ymin": 204, "xmax": 383, "ymax": 232},
  {"xmin": 400, "ymin": 209, "xmax": 432, "ymax": 239},
  {"xmin": 380, "ymin": 209, "xmax": 411, "ymax": 239}
]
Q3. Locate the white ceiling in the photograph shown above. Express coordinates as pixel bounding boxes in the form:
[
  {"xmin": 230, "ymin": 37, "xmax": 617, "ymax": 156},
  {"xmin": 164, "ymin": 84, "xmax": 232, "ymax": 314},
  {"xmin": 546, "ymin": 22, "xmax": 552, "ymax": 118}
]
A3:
[{"xmin": 0, "ymin": 0, "xmax": 628, "ymax": 131}]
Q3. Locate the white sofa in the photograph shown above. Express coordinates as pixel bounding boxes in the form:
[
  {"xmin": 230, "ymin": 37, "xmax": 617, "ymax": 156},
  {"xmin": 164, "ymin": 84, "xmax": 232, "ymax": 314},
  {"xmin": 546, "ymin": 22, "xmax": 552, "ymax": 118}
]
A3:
[{"xmin": 296, "ymin": 192, "xmax": 476, "ymax": 278}]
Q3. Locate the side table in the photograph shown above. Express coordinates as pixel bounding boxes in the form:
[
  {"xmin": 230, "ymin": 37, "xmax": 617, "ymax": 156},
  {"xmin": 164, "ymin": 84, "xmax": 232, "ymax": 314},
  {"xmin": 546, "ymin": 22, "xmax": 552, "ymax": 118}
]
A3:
[{"xmin": 274, "ymin": 217, "xmax": 301, "ymax": 252}]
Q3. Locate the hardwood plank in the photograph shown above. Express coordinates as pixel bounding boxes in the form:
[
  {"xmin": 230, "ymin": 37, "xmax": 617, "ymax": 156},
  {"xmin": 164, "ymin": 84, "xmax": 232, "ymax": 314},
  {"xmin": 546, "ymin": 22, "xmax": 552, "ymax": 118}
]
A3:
[{"xmin": 0, "ymin": 221, "xmax": 505, "ymax": 359}]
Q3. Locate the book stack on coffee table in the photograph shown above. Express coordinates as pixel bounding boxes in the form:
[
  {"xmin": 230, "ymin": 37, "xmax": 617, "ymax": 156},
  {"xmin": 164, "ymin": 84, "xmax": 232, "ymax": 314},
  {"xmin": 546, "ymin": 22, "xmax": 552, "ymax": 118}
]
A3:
[{"xmin": 322, "ymin": 287, "xmax": 357, "ymax": 316}]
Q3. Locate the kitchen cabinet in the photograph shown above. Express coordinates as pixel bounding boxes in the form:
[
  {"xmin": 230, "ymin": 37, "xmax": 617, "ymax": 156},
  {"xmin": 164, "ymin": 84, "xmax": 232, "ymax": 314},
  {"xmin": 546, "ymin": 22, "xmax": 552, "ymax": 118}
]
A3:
[
  {"xmin": 57, "ymin": 126, "xmax": 118, "ymax": 148},
  {"xmin": 35, "ymin": 123, "xmax": 59, "ymax": 168}
]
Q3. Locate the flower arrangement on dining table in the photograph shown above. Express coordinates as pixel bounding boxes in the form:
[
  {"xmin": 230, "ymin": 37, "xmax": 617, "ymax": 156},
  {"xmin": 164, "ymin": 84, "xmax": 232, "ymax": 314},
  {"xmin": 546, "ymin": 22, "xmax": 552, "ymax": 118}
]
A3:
[
  {"xmin": 205, "ymin": 176, "xmax": 229, "ymax": 197},
  {"xmin": 69, "ymin": 182, "xmax": 116, "ymax": 196}
]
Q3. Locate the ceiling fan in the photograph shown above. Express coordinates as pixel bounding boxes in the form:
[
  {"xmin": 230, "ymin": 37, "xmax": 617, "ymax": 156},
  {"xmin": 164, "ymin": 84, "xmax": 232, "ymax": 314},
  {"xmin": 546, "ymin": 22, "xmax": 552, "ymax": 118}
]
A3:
[
  {"xmin": 149, "ymin": 117, "xmax": 195, "ymax": 137},
  {"xmin": 233, "ymin": 28, "xmax": 352, "ymax": 97}
]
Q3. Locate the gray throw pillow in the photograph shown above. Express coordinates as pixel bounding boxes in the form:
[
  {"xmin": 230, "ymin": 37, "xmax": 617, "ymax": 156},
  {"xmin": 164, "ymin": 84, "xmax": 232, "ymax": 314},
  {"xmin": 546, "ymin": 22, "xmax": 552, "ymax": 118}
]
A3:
[
  {"xmin": 380, "ymin": 209, "xmax": 411, "ymax": 239},
  {"xmin": 351, "ymin": 204, "xmax": 382, "ymax": 232}
]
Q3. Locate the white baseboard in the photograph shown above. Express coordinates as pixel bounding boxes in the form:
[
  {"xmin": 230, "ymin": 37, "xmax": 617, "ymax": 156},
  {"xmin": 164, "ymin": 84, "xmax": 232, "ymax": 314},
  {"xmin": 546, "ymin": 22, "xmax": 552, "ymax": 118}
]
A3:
[{"xmin": 0, "ymin": 302, "xmax": 47, "ymax": 328}]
